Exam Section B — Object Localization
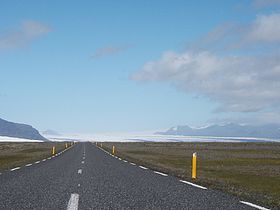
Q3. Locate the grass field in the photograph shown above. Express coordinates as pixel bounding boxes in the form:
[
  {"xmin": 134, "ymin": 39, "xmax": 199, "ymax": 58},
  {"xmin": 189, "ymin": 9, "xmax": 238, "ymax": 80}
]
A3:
[
  {"xmin": 101, "ymin": 142, "xmax": 280, "ymax": 209},
  {"xmin": 0, "ymin": 142, "xmax": 69, "ymax": 171}
]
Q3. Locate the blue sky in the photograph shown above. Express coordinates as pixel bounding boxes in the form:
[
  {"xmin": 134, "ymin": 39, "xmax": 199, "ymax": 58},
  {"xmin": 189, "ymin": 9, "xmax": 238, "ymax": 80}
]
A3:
[{"xmin": 1, "ymin": 0, "xmax": 280, "ymax": 133}]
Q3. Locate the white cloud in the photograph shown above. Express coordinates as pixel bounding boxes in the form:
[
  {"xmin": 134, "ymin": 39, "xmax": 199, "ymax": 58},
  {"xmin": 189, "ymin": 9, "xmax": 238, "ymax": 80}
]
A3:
[
  {"xmin": 246, "ymin": 13, "xmax": 280, "ymax": 43},
  {"xmin": 133, "ymin": 50, "xmax": 280, "ymax": 112},
  {"xmin": 133, "ymin": 13, "xmax": 280, "ymax": 116},
  {"xmin": 252, "ymin": 0, "xmax": 280, "ymax": 9},
  {"xmin": 0, "ymin": 20, "xmax": 51, "ymax": 50}
]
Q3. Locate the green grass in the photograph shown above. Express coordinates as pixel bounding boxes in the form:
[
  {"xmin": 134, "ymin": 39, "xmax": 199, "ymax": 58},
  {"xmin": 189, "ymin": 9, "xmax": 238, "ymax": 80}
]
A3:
[
  {"xmin": 0, "ymin": 142, "xmax": 69, "ymax": 171},
  {"xmin": 101, "ymin": 142, "xmax": 280, "ymax": 209}
]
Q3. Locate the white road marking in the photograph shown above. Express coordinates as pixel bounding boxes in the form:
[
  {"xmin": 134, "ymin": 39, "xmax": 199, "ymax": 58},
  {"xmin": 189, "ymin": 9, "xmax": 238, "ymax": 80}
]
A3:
[
  {"xmin": 78, "ymin": 184, "xmax": 81, "ymax": 187},
  {"xmin": 25, "ymin": 164, "xmax": 32, "ymax": 167},
  {"xmin": 35, "ymin": 161, "xmax": 40, "ymax": 164},
  {"xmin": 42, "ymin": 159, "xmax": 46, "ymax": 162},
  {"xmin": 139, "ymin": 166, "xmax": 148, "ymax": 170},
  {"xmin": 118, "ymin": 158, "xmax": 122, "ymax": 160},
  {"xmin": 130, "ymin": 162, "xmax": 136, "ymax": 165},
  {"xmin": 179, "ymin": 180, "xmax": 207, "ymax": 190},
  {"xmin": 123, "ymin": 160, "xmax": 128, "ymax": 163},
  {"xmin": 67, "ymin": 193, "xmax": 79, "ymax": 210},
  {"xmin": 48, "ymin": 157, "xmax": 51, "ymax": 160},
  {"xmin": 240, "ymin": 201, "xmax": 270, "ymax": 210},
  {"xmin": 81, "ymin": 161, "xmax": 84, "ymax": 164},
  {"xmin": 154, "ymin": 171, "xmax": 168, "ymax": 176},
  {"xmin": 83, "ymin": 157, "xmax": 85, "ymax": 160},
  {"xmin": 78, "ymin": 169, "xmax": 82, "ymax": 174},
  {"xmin": 10, "ymin": 167, "xmax": 20, "ymax": 171}
]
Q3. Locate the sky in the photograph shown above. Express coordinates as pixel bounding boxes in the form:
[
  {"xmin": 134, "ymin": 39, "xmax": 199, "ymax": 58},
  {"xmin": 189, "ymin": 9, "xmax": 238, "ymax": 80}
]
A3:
[{"xmin": 1, "ymin": 0, "xmax": 280, "ymax": 133}]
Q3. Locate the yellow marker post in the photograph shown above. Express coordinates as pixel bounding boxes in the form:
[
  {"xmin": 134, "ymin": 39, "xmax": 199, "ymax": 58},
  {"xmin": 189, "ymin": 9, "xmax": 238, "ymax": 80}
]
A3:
[
  {"xmin": 52, "ymin": 146, "xmax": 56, "ymax": 155},
  {"xmin": 101, "ymin": 143, "xmax": 102, "ymax": 148},
  {"xmin": 112, "ymin": 145, "xmax": 115, "ymax": 155},
  {"xmin": 65, "ymin": 143, "xmax": 68, "ymax": 148},
  {"xmin": 192, "ymin": 152, "xmax": 197, "ymax": 179}
]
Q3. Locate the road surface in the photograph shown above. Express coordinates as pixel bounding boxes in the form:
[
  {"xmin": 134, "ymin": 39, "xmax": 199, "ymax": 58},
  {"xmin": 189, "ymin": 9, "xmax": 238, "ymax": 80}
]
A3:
[{"xmin": 0, "ymin": 142, "xmax": 268, "ymax": 209}]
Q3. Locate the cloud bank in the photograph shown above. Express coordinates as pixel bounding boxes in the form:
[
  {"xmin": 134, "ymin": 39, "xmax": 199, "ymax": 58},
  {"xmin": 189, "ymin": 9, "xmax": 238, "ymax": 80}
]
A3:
[
  {"xmin": 0, "ymin": 20, "xmax": 51, "ymax": 50},
  {"xmin": 132, "ymin": 12, "xmax": 280, "ymax": 122}
]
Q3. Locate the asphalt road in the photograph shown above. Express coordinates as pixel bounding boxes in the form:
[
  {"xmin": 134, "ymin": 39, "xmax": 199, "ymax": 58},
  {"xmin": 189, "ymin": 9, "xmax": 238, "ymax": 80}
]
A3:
[{"xmin": 0, "ymin": 142, "xmax": 268, "ymax": 210}]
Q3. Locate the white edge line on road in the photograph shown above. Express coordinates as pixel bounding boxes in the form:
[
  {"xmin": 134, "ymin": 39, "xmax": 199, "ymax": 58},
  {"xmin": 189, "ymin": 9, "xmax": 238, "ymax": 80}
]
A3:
[
  {"xmin": 42, "ymin": 159, "xmax": 46, "ymax": 162},
  {"xmin": 123, "ymin": 160, "xmax": 127, "ymax": 162},
  {"xmin": 139, "ymin": 166, "xmax": 148, "ymax": 170},
  {"xmin": 10, "ymin": 167, "xmax": 20, "ymax": 171},
  {"xmin": 240, "ymin": 201, "xmax": 270, "ymax": 210},
  {"xmin": 78, "ymin": 169, "xmax": 82, "ymax": 174},
  {"xmin": 118, "ymin": 158, "xmax": 122, "ymax": 160},
  {"xmin": 25, "ymin": 164, "xmax": 32, "ymax": 167},
  {"xmin": 179, "ymin": 180, "xmax": 207, "ymax": 190},
  {"xmin": 154, "ymin": 171, "xmax": 168, "ymax": 176},
  {"xmin": 35, "ymin": 161, "xmax": 40, "ymax": 164},
  {"xmin": 67, "ymin": 193, "xmax": 79, "ymax": 210},
  {"xmin": 130, "ymin": 162, "xmax": 136, "ymax": 165},
  {"xmin": 48, "ymin": 157, "xmax": 51, "ymax": 160}
]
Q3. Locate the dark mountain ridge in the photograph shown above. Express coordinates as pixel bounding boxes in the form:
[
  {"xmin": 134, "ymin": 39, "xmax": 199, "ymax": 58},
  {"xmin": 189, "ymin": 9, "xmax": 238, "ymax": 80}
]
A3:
[{"xmin": 0, "ymin": 118, "xmax": 47, "ymax": 141}]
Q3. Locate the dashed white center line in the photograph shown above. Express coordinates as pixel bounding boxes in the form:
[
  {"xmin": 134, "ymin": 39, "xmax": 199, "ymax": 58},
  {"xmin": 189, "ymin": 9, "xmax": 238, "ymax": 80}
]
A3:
[
  {"xmin": 81, "ymin": 161, "xmax": 84, "ymax": 164},
  {"xmin": 130, "ymin": 162, "xmax": 136, "ymax": 165},
  {"xmin": 154, "ymin": 171, "xmax": 168, "ymax": 176},
  {"xmin": 78, "ymin": 169, "xmax": 82, "ymax": 174},
  {"xmin": 35, "ymin": 161, "xmax": 40, "ymax": 164},
  {"xmin": 83, "ymin": 157, "xmax": 85, "ymax": 160},
  {"xmin": 139, "ymin": 166, "xmax": 148, "ymax": 170},
  {"xmin": 179, "ymin": 180, "xmax": 207, "ymax": 190},
  {"xmin": 10, "ymin": 167, "xmax": 20, "ymax": 171},
  {"xmin": 240, "ymin": 201, "xmax": 270, "ymax": 210},
  {"xmin": 67, "ymin": 193, "xmax": 79, "ymax": 210},
  {"xmin": 25, "ymin": 164, "xmax": 32, "ymax": 167}
]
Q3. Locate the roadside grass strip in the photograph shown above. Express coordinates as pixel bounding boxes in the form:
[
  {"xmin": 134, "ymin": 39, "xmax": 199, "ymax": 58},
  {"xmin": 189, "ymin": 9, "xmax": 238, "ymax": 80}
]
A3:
[
  {"xmin": 179, "ymin": 180, "xmax": 207, "ymax": 190},
  {"xmin": 240, "ymin": 201, "xmax": 270, "ymax": 210}
]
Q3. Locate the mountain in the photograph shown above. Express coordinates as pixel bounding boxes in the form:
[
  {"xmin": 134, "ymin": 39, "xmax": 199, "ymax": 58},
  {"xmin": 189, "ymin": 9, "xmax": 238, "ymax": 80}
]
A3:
[
  {"xmin": 41, "ymin": 129, "xmax": 61, "ymax": 136},
  {"xmin": 0, "ymin": 118, "xmax": 47, "ymax": 141},
  {"xmin": 156, "ymin": 123, "xmax": 280, "ymax": 139}
]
